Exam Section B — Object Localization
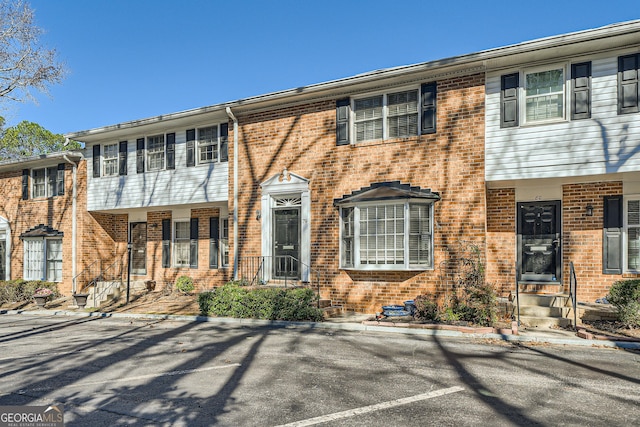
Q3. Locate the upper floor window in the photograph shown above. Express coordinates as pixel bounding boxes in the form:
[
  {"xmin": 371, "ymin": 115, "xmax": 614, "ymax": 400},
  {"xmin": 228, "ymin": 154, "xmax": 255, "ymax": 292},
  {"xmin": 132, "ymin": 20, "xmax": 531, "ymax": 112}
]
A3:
[
  {"xmin": 147, "ymin": 135, "xmax": 165, "ymax": 171},
  {"xmin": 29, "ymin": 165, "xmax": 64, "ymax": 199},
  {"xmin": 336, "ymin": 83, "xmax": 436, "ymax": 145},
  {"xmin": 103, "ymin": 144, "xmax": 118, "ymax": 176},
  {"xmin": 525, "ymin": 68, "xmax": 564, "ymax": 123},
  {"xmin": 500, "ymin": 62, "xmax": 591, "ymax": 128},
  {"xmin": 186, "ymin": 124, "xmax": 228, "ymax": 167}
]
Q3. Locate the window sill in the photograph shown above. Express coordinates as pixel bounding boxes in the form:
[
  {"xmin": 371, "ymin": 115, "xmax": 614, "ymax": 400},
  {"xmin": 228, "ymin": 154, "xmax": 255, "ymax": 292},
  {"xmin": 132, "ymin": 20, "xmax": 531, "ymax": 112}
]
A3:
[
  {"xmin": 519, "ymin": 118, "xmax": 567, "ymax": 128},
  {"xmin": 341, "ymin": 266, "xmax": 433, "ymax": 272}
]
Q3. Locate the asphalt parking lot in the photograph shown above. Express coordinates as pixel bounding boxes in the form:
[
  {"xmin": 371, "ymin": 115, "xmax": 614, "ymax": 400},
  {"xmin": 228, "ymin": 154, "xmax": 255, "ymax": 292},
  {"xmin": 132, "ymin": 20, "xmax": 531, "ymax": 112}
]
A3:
[{"xmin": 0, "ymin": 313, "xmax": 639, "ymax": 426}]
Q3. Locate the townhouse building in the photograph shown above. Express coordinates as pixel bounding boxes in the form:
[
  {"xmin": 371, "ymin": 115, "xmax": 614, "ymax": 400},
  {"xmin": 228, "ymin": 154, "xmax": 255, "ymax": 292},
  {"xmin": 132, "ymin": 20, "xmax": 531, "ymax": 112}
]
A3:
[{"xmin": 1, "ymin": 19, "xmax": 635, "ymax": 314}]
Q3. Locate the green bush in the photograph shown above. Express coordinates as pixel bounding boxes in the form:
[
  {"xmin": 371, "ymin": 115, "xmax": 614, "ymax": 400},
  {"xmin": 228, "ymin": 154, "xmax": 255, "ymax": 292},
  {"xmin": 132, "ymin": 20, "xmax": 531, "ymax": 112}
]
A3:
[
  {"xmin": 198, "ymin": 282, "xmax": 323, "ymax": 321},
  {"xmin": 0, "ymin": 280, "xmax": 59, "ymax": 304},
  {"xmin": 607, "ymin": 279, "xmax": 640, "ymax": 327},
  {"xmin": 175, "ymin": 276, "xmax": 195, "ymax": 294}
]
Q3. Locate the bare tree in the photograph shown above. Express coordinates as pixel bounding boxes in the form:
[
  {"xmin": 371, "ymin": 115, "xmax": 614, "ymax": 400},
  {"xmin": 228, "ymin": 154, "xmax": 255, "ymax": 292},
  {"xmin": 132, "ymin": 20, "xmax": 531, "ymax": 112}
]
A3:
[{"xmin": 0, "ymin": 0, "xmax": 65, "ymax": 103}]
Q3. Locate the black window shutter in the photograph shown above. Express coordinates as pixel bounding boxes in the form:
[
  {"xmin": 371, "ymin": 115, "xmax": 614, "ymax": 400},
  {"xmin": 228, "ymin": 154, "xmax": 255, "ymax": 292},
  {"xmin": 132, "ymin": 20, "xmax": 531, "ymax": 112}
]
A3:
[
  {"xmin": 190, "ymin": 218, "xmax": 198, "ymax": 268},
  {"xmin": 220, "ymin": 123, "xmax": 229, "ymax": 162},
  {"xmin": 618, "ymin": 54, "xmax": 639, "ymax": 115},
  {"xmin": 186, "ymin": 129, "xmax": 196, "ymax": 167},
  {"xmin": 420, "ymin": 83, "xmax": 437, "ymax": 134},
  {"xmin": 603, "ymin": 195, "xmax": 623, "ymax": 274},
  {"xmin": 209, "ymin": 217, "xmax": 219, "ymax": 269},
  {"xmin": 166, "ymin": 133, "xmax": 175, "ymax": 170},
  {"xmin": 500, "ymin": 73, "xmax": 519, "ymax": 128},
  {"xmin": 571, "ymin": 62, "xmax": 591, "ymax": 120},
  {"xmin": 136, "ymin": 138, "xmax": 145, "ymax": 173},
  {"xmin": 336, "ymin": 98, "xmax": 350, "ymax": 145},
  {"xmin": 21, "ymin": 169, "xmax": 29, "ymax": 200},
  {"xmin": 118, "ymin": 141, "xmax": 128, "ymax": 176},
  {"xmin": 162, "ymin": 218, "xmax": 171, "ymax": 268},
  {"xmin": 57, "ymin": 163, "xmax": 65, "ymax": 196},
  {"xmin": 92, "ymin": 145, "xmax": 101, "ymax": 178}
]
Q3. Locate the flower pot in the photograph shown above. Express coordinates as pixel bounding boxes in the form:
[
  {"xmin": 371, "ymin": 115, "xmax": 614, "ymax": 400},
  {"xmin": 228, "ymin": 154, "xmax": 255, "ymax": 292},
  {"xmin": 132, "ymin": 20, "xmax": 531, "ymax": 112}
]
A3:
[
  {"xmin": 73, "ymin": 293, "xmax": 89, "ymax": 309},
  {"xmin": 33, "ymin": 295, "xmax": 48, "ymax": 308}
]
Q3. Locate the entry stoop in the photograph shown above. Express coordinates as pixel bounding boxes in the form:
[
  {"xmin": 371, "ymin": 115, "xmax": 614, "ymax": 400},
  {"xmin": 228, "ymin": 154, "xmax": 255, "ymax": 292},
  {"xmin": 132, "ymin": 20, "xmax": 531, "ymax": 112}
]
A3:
[{"xmin": 513, "ymin": 293, "xmax": 573, "ymax": 329}]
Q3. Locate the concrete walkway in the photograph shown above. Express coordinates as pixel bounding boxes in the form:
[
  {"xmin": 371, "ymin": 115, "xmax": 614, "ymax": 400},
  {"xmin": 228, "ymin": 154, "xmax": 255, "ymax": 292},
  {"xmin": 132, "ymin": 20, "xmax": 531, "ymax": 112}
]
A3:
[{"xmin": 2, "ymin": 307, "xmax": 639, "ymax": 350}]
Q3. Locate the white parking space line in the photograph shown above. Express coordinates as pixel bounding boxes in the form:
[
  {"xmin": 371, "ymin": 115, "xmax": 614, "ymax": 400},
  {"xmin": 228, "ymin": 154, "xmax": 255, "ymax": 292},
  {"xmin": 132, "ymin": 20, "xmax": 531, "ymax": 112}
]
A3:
[{"xmin": 275, "ymin": 386, "xmax": 465, "ymax": 427}]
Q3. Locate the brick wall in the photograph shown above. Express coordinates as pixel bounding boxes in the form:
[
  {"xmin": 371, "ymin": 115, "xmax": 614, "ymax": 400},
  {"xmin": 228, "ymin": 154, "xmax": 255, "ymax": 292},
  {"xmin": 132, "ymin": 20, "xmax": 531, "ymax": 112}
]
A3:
[
  {"xmin": 231, "ymin": 73, "xmax": 486, "ymax": 312},
  {"xmin": 562, "ymin": 181, "xmax": 625, "ymax": 302},
  {"xmin": 486, "ymin": 188, "xmax": 516, "ymax": 296}
]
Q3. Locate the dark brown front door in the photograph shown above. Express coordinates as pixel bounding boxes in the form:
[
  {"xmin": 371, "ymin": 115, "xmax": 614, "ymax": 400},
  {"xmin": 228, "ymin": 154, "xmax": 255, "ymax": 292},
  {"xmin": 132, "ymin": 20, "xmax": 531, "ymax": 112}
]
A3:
[
  {"xmin": 273, "ymin": 208, "xmax": 300, "ymax": 279},
  {"xmin": 517, "ymin": 201, "xmax": 561, "ymax": 282},
  {"xmin": 130, "ymin": 222, "xmax": 147, "ymax": 275}
]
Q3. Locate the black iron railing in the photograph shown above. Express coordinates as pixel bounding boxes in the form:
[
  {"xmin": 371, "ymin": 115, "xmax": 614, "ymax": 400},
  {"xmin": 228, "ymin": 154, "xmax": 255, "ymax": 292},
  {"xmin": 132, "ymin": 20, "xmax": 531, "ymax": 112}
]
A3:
[{"xmin": 569, "ymin": 261, "xmax": 578, "ymax": 329}]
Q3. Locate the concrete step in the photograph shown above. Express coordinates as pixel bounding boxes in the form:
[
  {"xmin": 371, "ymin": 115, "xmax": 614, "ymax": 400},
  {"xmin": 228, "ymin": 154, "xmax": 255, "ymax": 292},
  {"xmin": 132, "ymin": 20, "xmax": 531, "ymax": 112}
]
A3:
[
  {"xmin": 519, "ymin": 316, "xmax": 573, "ymax": 328},
  {"xmin": 515, "ymin": 293, "xmax": 570, "ymax": 307},
  {"xmin": 518, "ymin": 305, "xmax": 568, "ymax": 317},
  {"xmin": 323, "ymin": 306, "xmax": 345, "ymax": 318}
]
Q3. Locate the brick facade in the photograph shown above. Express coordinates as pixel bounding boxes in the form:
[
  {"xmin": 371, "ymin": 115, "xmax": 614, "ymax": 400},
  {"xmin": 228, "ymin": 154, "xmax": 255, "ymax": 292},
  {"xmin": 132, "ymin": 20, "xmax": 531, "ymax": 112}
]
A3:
[{"xmin": 232, "ymin": 73, "xmax": 487, "ymax": 312}]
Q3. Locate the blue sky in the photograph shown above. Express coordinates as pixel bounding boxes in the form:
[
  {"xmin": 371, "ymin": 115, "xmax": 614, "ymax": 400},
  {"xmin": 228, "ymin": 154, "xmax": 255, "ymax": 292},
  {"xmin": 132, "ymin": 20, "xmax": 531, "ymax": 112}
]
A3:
[{"xmin": 2, "ymin": 0, "xmax": 639, "ymax": 135}]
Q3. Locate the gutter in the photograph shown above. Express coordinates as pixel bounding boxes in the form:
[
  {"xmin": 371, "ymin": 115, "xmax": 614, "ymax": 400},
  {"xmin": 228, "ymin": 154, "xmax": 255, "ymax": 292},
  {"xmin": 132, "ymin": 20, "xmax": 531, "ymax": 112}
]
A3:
[
  {"xmin": 225, "ymin": 107, "xmax": 239, "ymax": 280},
  {"xmin": 63, "ymin": 155, "xmax": 79, "ymax": 293}
]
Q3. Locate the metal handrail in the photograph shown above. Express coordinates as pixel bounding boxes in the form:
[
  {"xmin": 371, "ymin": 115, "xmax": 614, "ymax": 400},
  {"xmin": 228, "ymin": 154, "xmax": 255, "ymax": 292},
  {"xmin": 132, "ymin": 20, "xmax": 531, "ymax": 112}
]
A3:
[
  {"xmin": 569, "ymin": 261, "xmax": 578, "ymax": 329},
  {"xmin": 72, "ymin": 259, "xmax": 100, "ymax": 294},
  {"xmin": 515, "ymin": 263, "xmax": 521, "ymax": 327}
]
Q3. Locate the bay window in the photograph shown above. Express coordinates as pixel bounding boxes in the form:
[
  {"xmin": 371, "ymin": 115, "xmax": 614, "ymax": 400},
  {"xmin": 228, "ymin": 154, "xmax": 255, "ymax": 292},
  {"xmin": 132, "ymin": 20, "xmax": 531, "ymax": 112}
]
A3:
[
  {"xmin": 24, "ymin": 237, "xmax": 62, "ymax": 281},
  {"xmin": 339, "ymin": 201, "xmax": 433, "ymax": 270}
]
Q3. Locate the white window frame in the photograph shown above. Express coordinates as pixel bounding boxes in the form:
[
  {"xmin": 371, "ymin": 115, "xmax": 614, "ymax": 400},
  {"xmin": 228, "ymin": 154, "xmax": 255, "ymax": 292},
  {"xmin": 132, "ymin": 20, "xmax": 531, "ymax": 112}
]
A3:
[
  {"xmin": 103, "ymin": 143, "xmax": 118, "ymax": 176},
  {"xmin": 339, "ymin": 200, "xmax": 434, "ymax": 270},
  {"xmin": 221, "ymin": 218, "xmax": 229, "ymax": 268},
  {"xmin": 624, "ymin": 196, "xmax": 640, "ymax": 272},
  {"xmin": 31, "ymin": 167, "xmax": 61, "ymax": 199},
  {"xmin": 351, "ymin": 86, "xmax": 420, "ymax": 143},
  {"xmin": 522, "ymin": 64, "xmax": 567, "ymax": 125},
  {"xmin": 173, "ymin": 220, "xmax": 191, "ymax": 267},
  {"xmin": 197, "ymin": 125, "xmax": 220, "ymax": 164},
  {"xmin": 147, "ymin": 134, "xmax": 165, "ymax": 171},
  {"xmin": 23, "ymin": 237, "xmax": 63, "ymax": 282}
]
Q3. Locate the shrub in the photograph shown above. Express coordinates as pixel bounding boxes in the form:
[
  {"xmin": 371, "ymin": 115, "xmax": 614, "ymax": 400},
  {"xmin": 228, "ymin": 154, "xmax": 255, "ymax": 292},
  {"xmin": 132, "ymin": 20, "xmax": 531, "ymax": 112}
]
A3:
[
  {"xmin": 607, "ymin": 279, "xmax": 640, "ymax": 327},
  {"xmin": 175, "ymin": 276, "xmax": 195, "ymax": 294},
  {"xmin": 0, "ymin": 280, "xmax": 59, "ymax": 304},
  {"xmin": 414, "ymin": 295, "xmax": 439, "ymax": 321},
  {"xmin": 198, "ymin": 282, "xmax": 323, "ymax": 321}
]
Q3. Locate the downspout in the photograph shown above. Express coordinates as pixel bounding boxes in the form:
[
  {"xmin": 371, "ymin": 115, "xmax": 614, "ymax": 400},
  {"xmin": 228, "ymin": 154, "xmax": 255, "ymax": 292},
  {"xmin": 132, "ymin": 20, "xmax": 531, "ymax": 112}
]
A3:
[
  {"xmin": 63, "ymin": 155, "xmax": 79, "ymax": 293},
  {"xmin": 225, "ymin": 107, "xmax": 239, "ymax": 280}
]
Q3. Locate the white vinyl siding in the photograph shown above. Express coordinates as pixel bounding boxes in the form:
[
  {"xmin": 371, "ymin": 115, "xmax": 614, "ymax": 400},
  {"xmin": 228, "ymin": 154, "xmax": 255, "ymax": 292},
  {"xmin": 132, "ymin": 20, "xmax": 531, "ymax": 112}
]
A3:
[
  {"xmin": 354, "ymin": 88, "xmax": 419, "ymax": 143},
  {"xmin": 340, "ymin": 201, "xmax": 433, "ymax": 270},
  {"xmin": 87, "ymin": 130, "xmax": 228, "ymax": 211},
  {"xmin": 174, "ymin": 221, "xmax": 190, "ymax": 267},
  {"xmin": 103, "ymin": 144, "xmax": 118, "ymax": 176},
  {"xmin": 486, "ymin": 54, "xmax": 640, "ymax": 182}
]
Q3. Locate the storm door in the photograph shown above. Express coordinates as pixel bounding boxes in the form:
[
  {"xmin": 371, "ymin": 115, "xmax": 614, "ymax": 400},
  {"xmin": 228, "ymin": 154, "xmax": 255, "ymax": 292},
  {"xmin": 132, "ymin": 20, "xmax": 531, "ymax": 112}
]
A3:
[
  {"xmin": 517, "ymin": 201, "xmax": 561, "ymax": 282},
  {"xmin": 130, "ymin": 222, "xmax": 147, "ymax": 275},
  {"xmin": 273, "ymin": 208, "xmax": 300, "ymax": 279}
]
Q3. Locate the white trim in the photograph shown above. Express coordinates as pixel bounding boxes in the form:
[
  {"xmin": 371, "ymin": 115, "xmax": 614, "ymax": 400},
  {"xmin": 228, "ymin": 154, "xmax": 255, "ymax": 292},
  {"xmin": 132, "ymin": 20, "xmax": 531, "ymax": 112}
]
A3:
[
  {"xmin": 0, "ymin": 217, "xmax": 10, "ymax": 280},
  {"xmin": 260, "ymin": 170, "xmax": 311, "ymax": 282}
]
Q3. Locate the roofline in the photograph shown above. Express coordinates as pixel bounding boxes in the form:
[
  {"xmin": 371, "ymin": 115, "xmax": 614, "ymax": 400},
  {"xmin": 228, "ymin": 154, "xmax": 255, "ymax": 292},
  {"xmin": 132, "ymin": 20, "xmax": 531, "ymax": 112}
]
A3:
[
  {"xmin": 65, "ymin": 19, "xmax": 640, "ymax": 140},
  {"xmin": 0, "ymin": 151, "xmax": 84, "ymax": 172}
]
